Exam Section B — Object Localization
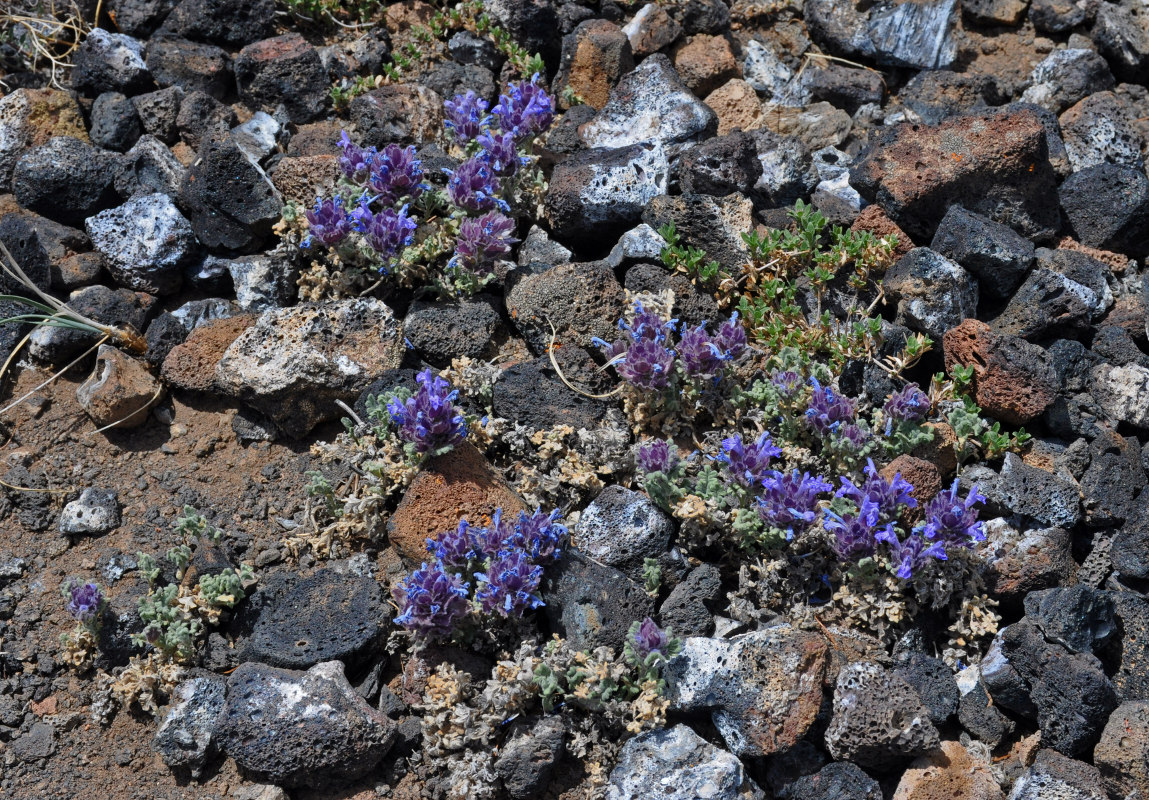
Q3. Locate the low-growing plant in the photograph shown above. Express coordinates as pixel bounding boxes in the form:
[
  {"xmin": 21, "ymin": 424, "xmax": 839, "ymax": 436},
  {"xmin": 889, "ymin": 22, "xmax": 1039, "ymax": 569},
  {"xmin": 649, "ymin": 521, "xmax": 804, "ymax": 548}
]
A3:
[{"xmin": 60, "ymin": 579, "xmax": 105, "ymax": 669}]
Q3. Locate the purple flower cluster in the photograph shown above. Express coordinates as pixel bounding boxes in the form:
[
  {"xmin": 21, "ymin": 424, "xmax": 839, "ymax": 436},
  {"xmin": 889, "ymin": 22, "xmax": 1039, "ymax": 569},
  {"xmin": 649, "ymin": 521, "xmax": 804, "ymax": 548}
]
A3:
[
  {"xmin": 884, "ymin": 383, "xmax": 931, "ymax": 424},
  {"xmin": 446, "ymin": 157, "xmax": 507, "ymax": 213},
  {"xmin": 637, "ymin": 439, "xmax": 679, "ymax": 474},
  {"xmin": 65, "ymin": 581, "xmax": 104, "ymax": 625},
  {"xmin": 303, "ymin": 196, "xmax": 353, "ymax": 249},
  {"xmin": 352, "ymin": 200, "xmax": 417, "ymax": 262},
  {"xmin": 444, "ymin": 90, "xmax": 490, "ymax": 143},
  {"xmin": 805, "ymin": 377, "xmax": 857, "ymax": 435},
  {"xmin": 595, "ymin": 302, "xmax": 749, "ymax": 392},
  {"xmin": 336, "ymin": 131, "xmax": 426, "ymax": 203},
  {"xmin": 717, "ymin": 431, "xmax": 781, "ymax": 488},
  {"xmin": 492, "ymin": 73, "xmax": 554, "ymax": 141},
  {"xmin": 395, "ymin": 506, "xmax": 567, "ymax": 637},
  {"xmin": 631, "ymin": 617, "xmax": 671, "ymax": 660},
  {"xmin": 477, "ymin": 130, "xmax": 528, "ymax": 176},
  {"xmin": 771, "ymin": 370, "xmax": 803, "ymax": 399},
  {"xmin": 825, "ymin": 498, "xmax": 894, "ymax": 561},
  {"xmin": 918, "ymin": 480, "xmax": 987, "ymax": 549},
  {"xmin": 392, "ymin": 564, "xmax": 471, "ymax": 638},
  {"xmin": 368, "ymin": 144, "xmax": 426, "ymax": 205},
  {"xmin": 387, "ymin": 369, "xmax": 467, "ymax": 454},
  {"xmin": 450, "ymin": 211, "xmax": 518, "ymax": 275},
  {"xmin": 757, "ymin": 469, "xmax": 834, "ymax": 539},
  {"xmin": 837, "ymin": 459, "xmax": 916, "ymax": 515}
]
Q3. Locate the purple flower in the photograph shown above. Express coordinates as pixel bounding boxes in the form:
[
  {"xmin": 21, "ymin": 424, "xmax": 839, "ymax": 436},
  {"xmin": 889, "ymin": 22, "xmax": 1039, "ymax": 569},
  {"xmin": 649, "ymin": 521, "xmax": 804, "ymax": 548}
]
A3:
[
  {"xmin": 623, "ymin": 302, "xmax": 676, "ymax": 344},
  {"xmin": 66, "ymin": 581, "xmax": 104, "ymax": 624},
  {"xmin": 632, "ymin": 617, "xmax": 671, "ymax": 660},
  {"xmin": 678, "ymin": 324, "xmax": 726, "ymax": 378},
  {"xmin": 837, "ymin": 458, "xmax": 917, "ymax": 514},
  {"xmin": 337, "ymin": 130, "xmax": 372, "ymax": 183},
  {"xmin": 492, "ymin": 73, "xmax": 554, "ymax": 141},
  {"xmin": 771, "ymin": 370, "xmax": 803, "ymax": 399},
  {"xmin": 838, "ymin": 423, "xmax": 869, "ymax": 450},
  {"xmin": 713, "ymin": 313, "xmax": 747, "ymax": 360},
  {"xmin": 450, "ymin": 211, "xmax": 518, "ymax": 275},
  {"xmin": 393, "ymin": 563, "xmax": 471, "ymax": 637},
  {"xmin": 884, "ymin": 383, "xmax": 931, "ymax": 424},
  {"xmin": 880, "ymin": 531, "xmax": 949, "ymax": 580},
  {"xmin": 352, "ymin": 200, "xmax": 417, "ymax": 262},
  {"xmin": 617, "ymin": 337, "xmax": 676, "ymax": 390},
  {"xmin": 446, "ymin": 156, "xmax": 507, "ymax": 213},
  {"xmin": 637, "ymin": 439, "xmax": 679, "ymax": 474},
  {"xmin": 758, "ymin": 469, "xmax": 833, "ymax": 538},
  {"xmin": 302, "ymin": 196, "xmax": 353, "ymax": 249},
  {"xmin": 474, "ymin": 549, "xmax": 544, "ymax": 617},
  {"xmin": 367, "ymin": 143, "xmax": 425, "ymax": 204},
  {"xmin": 444, "ymin": 91, "xmax": 489, "ymax": 144},
  {"xmin": 477, "ymin": 130, "xmax": 528, "ymax": 176},
  {"xmin": 805, "ymin": 377, "xmax": 857, "ymax": 435},
  {"xmin": 428, "ymin": 519, "xmax": 483, "ymax": 570},
  {"xmin": 387, "ymin": 368, "xmax": 468, "ymax": 453},
  {"xmin": 826, "ymin": 497, "xmax": 894, "ymax": 561},
  {"xmin": 717, "ymin": 431, "xmax": 781, "ymax": 488},
  {"xmin": 917, "ymin": 480, "xmax": 987, "ymax": 548},
  {"xmin": 512, "ymin": 508, "xmax": 566, "ymax": 564}
]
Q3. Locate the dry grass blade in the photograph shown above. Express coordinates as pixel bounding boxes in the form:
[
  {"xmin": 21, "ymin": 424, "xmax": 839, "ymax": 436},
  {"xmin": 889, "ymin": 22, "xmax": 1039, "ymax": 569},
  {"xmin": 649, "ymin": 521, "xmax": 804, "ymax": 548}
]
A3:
[
  {"xmin": 545, "ymin": 316, "xmax": 623, "ymax": 400},
  {"xmin": 0, "ymin": 0, "xmax": 97, "ymax": 91}
]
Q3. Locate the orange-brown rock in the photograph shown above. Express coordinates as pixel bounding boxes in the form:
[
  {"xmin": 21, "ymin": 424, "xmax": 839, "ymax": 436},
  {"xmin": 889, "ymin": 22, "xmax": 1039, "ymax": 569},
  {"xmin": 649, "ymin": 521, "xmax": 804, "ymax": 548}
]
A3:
[
  {"xmin": 77, "ymin": 344, "xmax": 164, "ymax": 429},
  {"xmin": 882, "ymin": 455, "xmax": 943, "ymax": 508},
  {"xmin": 704, "ymin": 78, "xmax": 763, "ymax": 136},
  {"xmin": 850, "ymin": 204, "xmax": 916, "ymax": 258},
  {"xmin": 554, "ymin": 20, "xmax": 634, "ymax": 111},
  {"xmin": 161, "ymin": 315, "xmax": 255, "ymax": 392},
  {"xmin": 673, "ymin": 34, "xmax": 740, "ymax": 98},
  {"xmin": 912, "ymin": 421, "xmax": 959, "ymax": 477},
  {"xmin": 943, "ymin": 318, "xmax": 1058, "ymax": 426},
  {"xmin": 386, "ymin": 441, "xmax": 525, "ymax": 564},
  {"xmin": 892, "ymin": 740, "xmax": 1003, "ymax": 800},
  {"xmin": 271, "ymin": 155, "xmax": 339, "ymax": 207}
]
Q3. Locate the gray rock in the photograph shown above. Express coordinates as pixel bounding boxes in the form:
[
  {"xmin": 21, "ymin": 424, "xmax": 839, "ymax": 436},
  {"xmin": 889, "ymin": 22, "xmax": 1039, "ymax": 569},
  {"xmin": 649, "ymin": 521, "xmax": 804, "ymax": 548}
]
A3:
[
  {"xmin": 751, "ymin": 129, "xmax": 819, "ymax": 206},
  {"xmin": 1029, "ymin": 0, "xmax": 1086, "ymax": 34},
  {"xmin": 27, "ymin": 285, "xmax": 150, "ymax": 364},
  {"xmin": 228, "ymin": 253, "xmax": 298, "ymax": 311},
  {"xmin": 1024, "ymin": 586, "xmax": 1116, "ymax": 656},
  {"xmin": 894, "ymin": 654, "xmax": 959, "ymax": 724},
  {"xmin": 1021, "ymin": 50, "xmax": 1115, "ymax": 114},
  {"xmin": 59, "ymin": 488, "xmax": 122, "ymax": 535},
  {"xmin": 71, "ymin": 29, "xmax": 151, "ymax": 96},
  {"xmin": 11, "ymin": 136, "xmax": 120, "ymax": 227},
  {"xmin": 244, "ymin": 569, "xmax": 386, "ymax": 671},
  {"xmin": 959, "ymin": 680, "xmax": 1015, "ymax": 747},
  {"xmin": 543, "ymin": 143, "xmax": 670, "ymax": 241},
  {"xmin": 230, "ymin": 112, "xmax": 281, "ymax": 165},
  {"xmin": 573, "ymin": 486, "xmax": 674, "ymax": 583},
  {"xmin": 542, "ymin": 549, "xmax": 654, "ymax": 651},
  {"xmin": 170, "ymin": 297, "xmax": 236, "ymax": 331},
  {"xmin": 742, "ymin": 40, "xmax": 794, "ymax": 100},
  {"xmin": 606, "ymin": 724, "xmax": 764, "ymax": 800},
  {"xmin": 178, "ymin": 133, "xmax": 282, "ymax": 253},
  {"xmin": 0, "ymin": 209, "xmax": 84, "ymax": 294},
  {"xmin": 10, "ymin": 722, "xmax": 56, "ymax": 762},
  {"xmin": 623, "ymin": 261, "xmax": 718, "ymax": 328},
  {"xmin": 131, "ymin": 86, "xmax": 184, "ymax": 143},
  {"xmin": 899, "ymin": 70, "xmax": 997, "ymax": 125},
  {"xmin": 784, "ymin": 762, "xmax": 881, "ymax": 800},
  {"xmin": 1059, "ymin": 163, "xmax": 1149, "ymax": 254},
  {"xmin": 154, "ymin": 675, "xmax": 226, "ymax": 778},
  {"xmin": 604, "ymin": 224, "xmax": 666, "ymax": 269},
  {"xmin": 221, "ymin": 660, "xmax": 395, "ymax": 787},
  {"xmin": 505, "ymin": 260, "xmax": 626, "ymax": 355},
  {"xmin": 641, "ymin": 193, "xmax": 753, "ymax": 274},
  {"xmin": 1059, "ymin": 91, "xmax": 1144, "ymax": 172},
  {"xmin": 235, "ymin": 34, "xmax": 328, "ymax": 124},
  {"xmin": 1008, "ymin": 748, "xmax": 1107, "ymax": 800},
  {"xmin": 404, "ymin": 298, "xmax": 503, "ymax": 368},
  {"xmin": 1033, "ymin": 650, "xmax": 1118, "ymax": 756},
  {"xmin": 930, "ymin": 205, "xmax": 1034, "ymax": 301},
  {"xmin": 665, "ymin": 626, "xmax": 828, "ymax": 758},
  {"xmin": 677, "ymin": 131, "xmax": 762, "ymax": 196},
  {"xmin": 491, "ymin": 352, "xmax": 614, "ymax": 431},
  {"xmin": 1092, "ymin": 1, "xmax": 1149, "ymax": 83},
  {"xmin": 114, "ymin": 134, "xmax": 187, "ymax": 198},
  {"xmin": 997, "ymin": 452, "xmax": 1081, "ymax": 529},
  {"xmin": 215, "ymin": 299, "xmax": 404, "ymax": 437},
  {"xmin": 579, "ymin": 54, "xmax": 716, "ymax": 149},
  {"xmin": 147, "ymin": 38, "xmax": 232, "ymax": 100},
  {"xmin": 1091, "ymin": 363, "xmax": 1149, "ymax": 430},
  {"xmin": 157, "ymin": 0, "xmax": 277, "ymax": 48},
  {"xmin": 517, "ymin": 225, "xmax": 572, "ymax": 267},
  {"xmin": 494, "ymin": 716, "xmax": 566, "ymax": 799},
  {"xmin": 90, "ymin": 92, "xmax": 143, "ymax": 153},
  {"xmin": 448, "ymin": 30, "xmax": 502, "ymax": 71},
  {"xmin": 86, "ymin": 193, "xmax": 193, "ymax": 295},
  {"xmin": 805, "ymin": 0, "xmax": 958, "ymax": 70},
  {"xmin": 824, "ymin": 661, "xmax": 940, "ymax": 771},
  {"xmin": 658, "ymin": 562, "xmax": 721, "ymax": 637},
  {"xmin": 175, "ymin": 90, "xmax": 237, "ymax": 150},
  {"xmin": 884, "ymin": 248, "xmax": 978, "ymax": 341}
]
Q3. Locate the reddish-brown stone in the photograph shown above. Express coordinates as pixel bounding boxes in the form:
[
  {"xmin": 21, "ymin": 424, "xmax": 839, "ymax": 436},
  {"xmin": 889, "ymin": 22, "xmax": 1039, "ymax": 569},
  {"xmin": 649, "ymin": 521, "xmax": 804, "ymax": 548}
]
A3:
[
  {"xmin": 161, "ymin": 315, "xmax": 255, "ymax": 392},
  {"xmin": 850, "ymin": 205, "xmax": 916, "ymax": 258},
  {"xmin": 672, "ymin": 34, "xmax": 740, "ymax": 97},
  {"xmin": 704, "ymin": 78, "xmax": 763, "ymax": 136},
  {"xmin": 943, "ymin": 318, "xmax": 1058, "ymax": 426},
  {"xmin": 882, "ymin": 455, "xmax": 943, "ymax": 508},
  {"xmin": 555, "ymin": 20, "xmax": 634, "ymax": 111},
  {"xmin": 386, "ymin": 441, "xmax": 525, "ymax": 564}
]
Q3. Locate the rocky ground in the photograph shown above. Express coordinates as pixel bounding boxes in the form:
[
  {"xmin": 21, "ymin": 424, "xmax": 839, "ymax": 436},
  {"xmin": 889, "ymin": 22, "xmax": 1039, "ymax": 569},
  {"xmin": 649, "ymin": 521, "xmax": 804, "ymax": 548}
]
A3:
[{"xmin": 3, "ymin": 0, "xmax": 1149, "ymax": 798}]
